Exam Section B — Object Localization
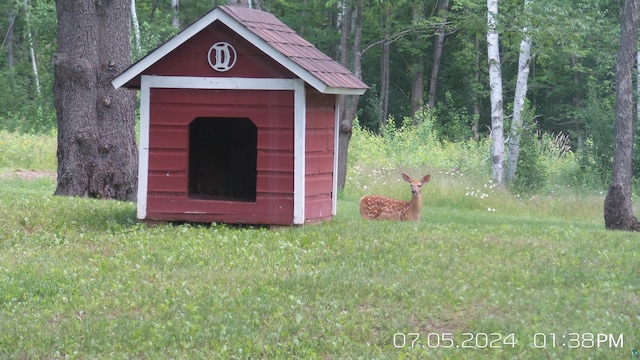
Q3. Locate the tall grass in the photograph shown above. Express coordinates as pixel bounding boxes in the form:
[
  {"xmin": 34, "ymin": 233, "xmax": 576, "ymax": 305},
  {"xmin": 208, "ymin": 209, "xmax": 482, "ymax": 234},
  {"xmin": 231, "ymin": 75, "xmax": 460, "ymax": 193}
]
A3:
[
  {"xmin": 348, "ymin": 114, "xmax": 589, "ymax": 191},
  {"xmin": 0, "ymin": 130, "xmax": 57, "ymax": 173},
  {"xmin": 346, "ymin": 114, "xmax": 612, "ymax": 219}
]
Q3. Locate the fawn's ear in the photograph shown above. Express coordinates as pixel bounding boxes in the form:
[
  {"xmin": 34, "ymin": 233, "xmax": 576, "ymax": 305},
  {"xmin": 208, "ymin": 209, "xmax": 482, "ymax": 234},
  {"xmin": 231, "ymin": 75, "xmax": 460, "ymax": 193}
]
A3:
[
  {"xmin": 401, "ymin": 173, "xmax": 411, "ymax": 182},
  {"xmin": 421, "ymin": 174, "xmax": 431, "ymax": 184}
]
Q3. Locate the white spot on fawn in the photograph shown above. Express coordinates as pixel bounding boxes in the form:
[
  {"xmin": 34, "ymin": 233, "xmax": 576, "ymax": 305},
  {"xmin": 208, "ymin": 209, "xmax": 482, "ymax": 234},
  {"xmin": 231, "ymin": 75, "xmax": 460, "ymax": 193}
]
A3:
[{"xmin": 359, "ymin": 173, "xmax": 431, "ymax": 221}]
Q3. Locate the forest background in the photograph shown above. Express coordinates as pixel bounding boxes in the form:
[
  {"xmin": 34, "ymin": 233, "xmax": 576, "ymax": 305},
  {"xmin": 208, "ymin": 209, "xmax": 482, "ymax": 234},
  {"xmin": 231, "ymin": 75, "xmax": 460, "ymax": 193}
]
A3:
[{"xmin": 0, "ymin": 0, "xmax": 633, "ymax": 194}]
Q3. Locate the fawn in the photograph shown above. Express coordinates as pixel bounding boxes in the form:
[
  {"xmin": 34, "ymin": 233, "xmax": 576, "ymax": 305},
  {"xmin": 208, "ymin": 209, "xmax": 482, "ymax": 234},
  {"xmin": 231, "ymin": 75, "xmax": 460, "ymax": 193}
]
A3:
[{"xmin": 359, "ymin": 173, "xmax": 431, "ymax": 221}]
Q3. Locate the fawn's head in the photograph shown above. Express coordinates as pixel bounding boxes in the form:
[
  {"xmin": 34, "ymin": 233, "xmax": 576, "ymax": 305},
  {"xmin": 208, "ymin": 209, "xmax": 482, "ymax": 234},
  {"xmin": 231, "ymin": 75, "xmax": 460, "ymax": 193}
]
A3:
[{"xmin": 402, "ymin": 173, "xmax": 431, "ymax": 196}]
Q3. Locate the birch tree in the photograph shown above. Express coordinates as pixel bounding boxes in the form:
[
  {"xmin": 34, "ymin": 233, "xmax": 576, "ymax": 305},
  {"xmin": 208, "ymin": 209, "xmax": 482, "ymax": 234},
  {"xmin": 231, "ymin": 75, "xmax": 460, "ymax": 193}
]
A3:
[
  {"xmin": 487, "ymin": 0, "xmax": 504, "ymax": 185},
  {"xmin": 227, "ymin": 0, "xmax": 261, "ymax": 10},
  {"xmin": 131, "ymin": 0, "xmax": 141, "ymax": 56},
  {"xmin": 24, "ymin": 0, "xmax": 40, "ymax": 96},
  {"xmin": 506, "ymin": 0, "xmax": 532, "ymax": 183},
  {"xmin": 171, "ymin": 0, "xmax": 179, "ymax": 28},
  {"xmin": 603, "ymin": 0, "xmax": 640, "ymax": 231}
]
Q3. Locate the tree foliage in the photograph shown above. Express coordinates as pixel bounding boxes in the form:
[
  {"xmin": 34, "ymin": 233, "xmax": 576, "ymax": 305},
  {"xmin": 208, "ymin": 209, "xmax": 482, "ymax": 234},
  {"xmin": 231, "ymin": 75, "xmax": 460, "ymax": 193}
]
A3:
[{"xmin": 0, "ymin": 0, "xmax": 630, "ymax": 190}]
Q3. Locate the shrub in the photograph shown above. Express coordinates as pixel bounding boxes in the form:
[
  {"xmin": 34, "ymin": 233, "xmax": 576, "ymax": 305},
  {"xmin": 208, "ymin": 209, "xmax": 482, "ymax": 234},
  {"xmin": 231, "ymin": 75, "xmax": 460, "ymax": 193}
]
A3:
[
  {"xmin": 434, "ymin": 91, "xmax": 475, "ymax": 142},
  {"xmin": 571, "ymin": 88, "xmax": 614, "ymax": 190},
  {"xmin": 348, "ymin": 109, "xmax": 604, "ymax": 199},
  {"xmin": 506, "ymin": 110, "xmax": 549, "ymax": 195},
  {"xmin": 509, "ymin": 128, "xmax": 547, "ymax": 195},
  {"xmin": 346, "ymin": 111, "xmax": 492, "ymax": 204},
  {"xmin": 572, "ymin": 138, "xmax": 612, "ymax": 190}
]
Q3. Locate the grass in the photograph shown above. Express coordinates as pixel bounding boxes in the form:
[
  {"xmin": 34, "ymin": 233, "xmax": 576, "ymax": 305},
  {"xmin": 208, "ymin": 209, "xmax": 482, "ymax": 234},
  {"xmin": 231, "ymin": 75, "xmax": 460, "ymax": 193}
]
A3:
[
  {"xmin": 0, "ymin": 130, "xmax": 56, "ymax": 173},
  {"xmin": 1, "ymin": 132, "xmax": 639, "ymax": 359}
]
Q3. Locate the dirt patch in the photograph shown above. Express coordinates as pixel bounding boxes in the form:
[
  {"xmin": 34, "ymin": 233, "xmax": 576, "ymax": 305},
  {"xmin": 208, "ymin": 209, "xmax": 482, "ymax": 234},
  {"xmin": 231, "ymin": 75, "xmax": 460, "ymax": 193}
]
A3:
[{"xmin": 0, "ymin": 170, "xmax": 57, "ymax": 180}]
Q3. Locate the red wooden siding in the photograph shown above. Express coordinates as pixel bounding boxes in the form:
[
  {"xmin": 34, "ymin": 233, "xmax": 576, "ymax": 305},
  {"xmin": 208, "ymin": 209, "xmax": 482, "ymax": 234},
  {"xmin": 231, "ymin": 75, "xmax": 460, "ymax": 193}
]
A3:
[
  {"xmin": 135, "ymin": 22, "xmax": 295, "ymax": 88},
  {"xmin": 304, "ymin": 92, "xmax": 335, "ymax": 222},
  {"xmin": 111, "ymin": 5, "xmax": 370, "ymax": 225},
  {"xmin": 146, "ymin": 88, "xmax": 295, "ymax": 225}
]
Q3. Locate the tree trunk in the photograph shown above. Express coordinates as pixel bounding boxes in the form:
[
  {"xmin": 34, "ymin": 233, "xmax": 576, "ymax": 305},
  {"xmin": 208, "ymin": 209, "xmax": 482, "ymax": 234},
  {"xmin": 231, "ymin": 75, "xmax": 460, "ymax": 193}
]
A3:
[
  {"xmin": 410, "ymin": 57, "xmax": 424, "ymax": 120},
  {"xmin": 7, "ymin": 4, "xmax": 15, "ymax": 68},
  {"xmin": 24, "ymin": 0, "xmax": 40, "ymax": 96},
  {"xmin": 54, "ymin": 0, "xmax": 137, "ymax": 201},
  {"xmin": 487, "ymin": 0, "xmax": 504, "ymax": 185},
  {"xmin": 604, "ymin": 0, "xmax": 640, "ymax": 231},
  {"xmin": 472, "ymin": 35, "xmax": 481, "ymax": 141},
  {"xmin": 427, "ymin": 0, "xmax": 449, "ymax": 110},
  {"xmin": 337, "ymin": 0, "xmax": 363, "ymax": 190},
  {"xmin": 380, "ymin": 5, "xmax": 391, "ymax": 128},
  {"xmin": 337, "ymin": 2, "xmax": 352, "ymax": 124},
  {"xmin": 228, "ymin": 0, "xmax": 260, "ymax": 9},
  {"xmin": 506, "ymin": 4, "xmax": 531, "ymax": 183},
  {"xmin": 171, "ymin": 0, "xmax": 180, "ymax": 28},
  {"xmin": 569, "ymin": 55, "xmax": 585, "ymax": 148},
  {"xmin": 346, "ymin": 0, "xmax": 363, "ymax": 125},
  {"xmin": 637, "ymin": 50, "xmax": 640, "ymax": 132},
  {"xmin": 131, "ymin": 0, "xmax": 141, "ymax": 56},
  {"xmin": 410, "ymin": 3, "xmax": 425, "ymax": 120},
  {"xmin": 150, "ymin": 0, "xmax": 159, "ymax": 19}
]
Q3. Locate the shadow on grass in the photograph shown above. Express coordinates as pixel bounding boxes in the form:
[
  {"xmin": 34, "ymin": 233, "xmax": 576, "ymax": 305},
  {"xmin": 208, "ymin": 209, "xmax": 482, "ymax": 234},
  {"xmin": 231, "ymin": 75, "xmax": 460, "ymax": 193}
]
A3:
[
  {"xmin": 0, "ymin": 178, "xmax": 138, "ymax": 234},
  {"xmin": 43, "ymin": 181, "xmax": 140, "ymax": 233}
]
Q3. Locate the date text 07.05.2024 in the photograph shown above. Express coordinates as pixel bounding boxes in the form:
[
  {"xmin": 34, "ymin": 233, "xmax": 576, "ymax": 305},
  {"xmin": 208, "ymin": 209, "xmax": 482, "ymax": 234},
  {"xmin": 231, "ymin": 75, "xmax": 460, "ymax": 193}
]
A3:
[{"xmin": 393, "ymin": 332, "xmax": 624, "ymax": 350}]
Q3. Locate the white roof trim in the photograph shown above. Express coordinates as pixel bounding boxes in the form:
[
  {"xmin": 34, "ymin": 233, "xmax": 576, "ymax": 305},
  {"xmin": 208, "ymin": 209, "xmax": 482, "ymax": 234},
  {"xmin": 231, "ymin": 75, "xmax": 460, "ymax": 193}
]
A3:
[
  {"xmin": 112, "ymin": 7, "xmax": 354, "ymax": 94},
  {"xmin": 141, "ymin": 75, "xmax": 302, "ymax": 90},
  {"xmin": 113, "ymin": 10, "xmax": 225, "ymax": 89},
  {"xmin": 324, "ymin": 86, "xmax": 367, "ymax": 95}
]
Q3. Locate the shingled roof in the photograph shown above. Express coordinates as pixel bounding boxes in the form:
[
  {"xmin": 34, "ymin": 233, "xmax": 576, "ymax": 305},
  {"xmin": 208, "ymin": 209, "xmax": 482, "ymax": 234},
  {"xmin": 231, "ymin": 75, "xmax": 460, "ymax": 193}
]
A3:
[{"xmin": 112, "ymin": 5, "xmax": 368, "ymax": 95}]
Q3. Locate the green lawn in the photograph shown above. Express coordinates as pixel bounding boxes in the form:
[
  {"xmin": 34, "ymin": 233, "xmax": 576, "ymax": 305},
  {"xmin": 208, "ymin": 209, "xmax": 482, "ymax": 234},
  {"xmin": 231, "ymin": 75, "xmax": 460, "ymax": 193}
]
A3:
[{"xmin": 1, "ymin": 175, "xmax": 638, "ymax": 359}]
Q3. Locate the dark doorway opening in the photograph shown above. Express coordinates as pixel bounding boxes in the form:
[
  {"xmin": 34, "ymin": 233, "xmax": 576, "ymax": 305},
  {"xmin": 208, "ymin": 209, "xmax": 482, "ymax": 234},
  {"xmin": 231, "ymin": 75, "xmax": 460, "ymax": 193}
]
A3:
[{"xmin": 188, "ymin": 117, "xmax": 257, "ymax": 201}]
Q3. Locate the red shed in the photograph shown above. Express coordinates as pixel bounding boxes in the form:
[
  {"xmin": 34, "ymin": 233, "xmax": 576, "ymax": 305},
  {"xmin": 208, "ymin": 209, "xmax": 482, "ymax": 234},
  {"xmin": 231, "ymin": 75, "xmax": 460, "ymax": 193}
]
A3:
[{"xmin": 112, "ymin": 5, "xmax": 367, "ymax": 225}]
